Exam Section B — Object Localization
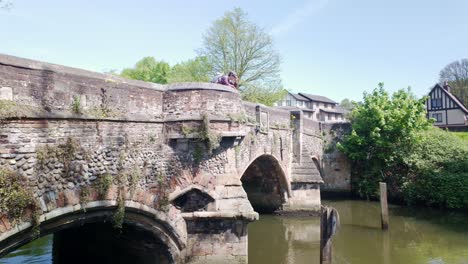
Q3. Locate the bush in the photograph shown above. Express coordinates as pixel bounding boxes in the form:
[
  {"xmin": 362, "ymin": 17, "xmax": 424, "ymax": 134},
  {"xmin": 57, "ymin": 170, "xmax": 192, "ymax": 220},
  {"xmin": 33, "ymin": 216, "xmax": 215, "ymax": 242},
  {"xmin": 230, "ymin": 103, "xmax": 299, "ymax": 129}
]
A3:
[
  {"xmin": 402, "ymin": 128, "xmax": 468, "ymax": 209},
  {"xmin": 0, "ymin": 168, "xmax": 36, "ymax": 222}
]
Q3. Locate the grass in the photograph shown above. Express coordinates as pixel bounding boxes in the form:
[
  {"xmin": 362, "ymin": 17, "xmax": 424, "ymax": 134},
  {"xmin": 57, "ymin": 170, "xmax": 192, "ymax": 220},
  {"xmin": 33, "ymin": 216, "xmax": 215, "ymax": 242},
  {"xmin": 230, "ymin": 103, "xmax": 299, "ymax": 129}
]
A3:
[{"xmin": 451, "ymin": 132, "xmax": 468, "ymax": 142}]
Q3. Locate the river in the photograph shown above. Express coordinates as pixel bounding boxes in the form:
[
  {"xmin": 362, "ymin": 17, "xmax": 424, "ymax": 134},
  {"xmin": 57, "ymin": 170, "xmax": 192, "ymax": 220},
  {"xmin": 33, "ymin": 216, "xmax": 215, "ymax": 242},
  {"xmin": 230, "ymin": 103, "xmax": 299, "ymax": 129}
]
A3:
[{"xmin": 2, "ymin": 200, "xmax": 468, "ymax": 264}]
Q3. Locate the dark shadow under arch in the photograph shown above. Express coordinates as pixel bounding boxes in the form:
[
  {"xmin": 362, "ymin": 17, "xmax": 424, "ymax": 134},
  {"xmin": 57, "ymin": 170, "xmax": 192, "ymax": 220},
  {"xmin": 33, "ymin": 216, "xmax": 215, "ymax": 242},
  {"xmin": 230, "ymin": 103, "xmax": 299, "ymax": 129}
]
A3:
[
  {"xmin": 0, "ymin": 205, "xmax": 183, "ymax": 264},
  {"xmin": 240, "ymin": 154, "xmax": 289, "ymax": 213}
]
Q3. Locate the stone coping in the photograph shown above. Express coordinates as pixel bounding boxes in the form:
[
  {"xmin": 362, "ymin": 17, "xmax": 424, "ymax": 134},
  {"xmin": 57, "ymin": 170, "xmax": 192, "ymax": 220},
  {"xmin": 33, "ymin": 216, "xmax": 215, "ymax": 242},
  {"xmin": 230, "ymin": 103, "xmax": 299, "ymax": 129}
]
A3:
[
  {"xmin": 181, "ymin": 211, "xmax": 259, "ymax": 222},
  {"xmin": 0, "ymin": 53, "xmax": 238, "ymax": 94}
]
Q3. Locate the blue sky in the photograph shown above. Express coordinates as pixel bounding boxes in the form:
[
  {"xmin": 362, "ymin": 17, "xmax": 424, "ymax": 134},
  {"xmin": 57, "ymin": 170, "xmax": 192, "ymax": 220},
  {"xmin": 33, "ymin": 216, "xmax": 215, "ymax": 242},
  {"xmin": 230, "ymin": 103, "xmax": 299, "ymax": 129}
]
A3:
[{"xmin": 1, "ymin": 0, "xmax": 467, "ymax": 102}]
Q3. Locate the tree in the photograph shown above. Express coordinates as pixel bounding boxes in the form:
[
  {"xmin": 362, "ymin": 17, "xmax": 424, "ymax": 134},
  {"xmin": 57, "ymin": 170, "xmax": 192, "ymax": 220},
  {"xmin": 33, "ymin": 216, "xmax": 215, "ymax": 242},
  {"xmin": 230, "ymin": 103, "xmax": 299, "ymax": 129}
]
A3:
[
  {"xmin": 0, "ymin": 1, "xmax": 11, "ymax": 9},
  {"xmin": 339, "ymin": 98, "xmax": 357, "ymax": 111},
  {"xmin": 120, "ymin": 57, "xmax": 170, "ymax": 84},
  {"xmin": 338, "ymin": 83, "xmax": 432, "ymax": 198},
  {"xmin": 439, "ymin": 58, "xmax": 468, "ymax": 106},
  {"xmin": 167, "ymin": 56, "xmax": 212, "ymax": 83},
  {"xmin": 199, "ymin": 8, "xmax": 286, "ymax": 106}
]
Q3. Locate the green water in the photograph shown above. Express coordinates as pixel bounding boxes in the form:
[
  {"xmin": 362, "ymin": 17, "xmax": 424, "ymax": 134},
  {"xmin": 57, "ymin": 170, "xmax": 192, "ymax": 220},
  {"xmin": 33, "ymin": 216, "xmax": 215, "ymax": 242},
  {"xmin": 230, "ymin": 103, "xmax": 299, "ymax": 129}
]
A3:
[{"xmin": 2, "ymin": 200, "xmax": 468, "ymax": 264}]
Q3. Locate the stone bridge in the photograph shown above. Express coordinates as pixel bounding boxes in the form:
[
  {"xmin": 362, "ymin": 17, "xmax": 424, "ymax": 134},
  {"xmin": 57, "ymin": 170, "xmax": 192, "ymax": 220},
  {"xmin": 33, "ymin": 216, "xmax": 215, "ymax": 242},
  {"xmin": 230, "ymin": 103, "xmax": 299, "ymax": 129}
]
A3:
[{"xmin": 0, "ymin": 54, "xmax": 349, "ymax": 263}]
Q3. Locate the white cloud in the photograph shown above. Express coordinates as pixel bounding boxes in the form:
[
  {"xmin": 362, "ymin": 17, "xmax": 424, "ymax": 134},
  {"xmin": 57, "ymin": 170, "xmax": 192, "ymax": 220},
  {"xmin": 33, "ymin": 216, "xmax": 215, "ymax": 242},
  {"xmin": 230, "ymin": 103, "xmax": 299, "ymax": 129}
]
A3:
[{"xmin": 270, "ymin": 0, "xmax": 329, "ymax": 37}]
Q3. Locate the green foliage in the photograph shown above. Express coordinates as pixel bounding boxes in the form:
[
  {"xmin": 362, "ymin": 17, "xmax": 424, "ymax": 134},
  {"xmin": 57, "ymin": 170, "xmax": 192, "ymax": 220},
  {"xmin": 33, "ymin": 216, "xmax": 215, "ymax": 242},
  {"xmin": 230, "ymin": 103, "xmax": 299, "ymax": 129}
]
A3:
[
  {"xmin": 0, "ymin": 100, "xmax": 27, "ymax": 121},
  {"xmin": 88, "ymin": 88, "xmax": 116, "ymax": 119},
  {"xmin": 70, "ymin": 95, "xmax": 82, "ymax": 114},
  {"xmin": 339, "ymin": 98, "xmax": 358, "ymax": 112},
  {"xmin": 451, "ymin": 131, "xmax": 468, "ymax": 142},
  {"xmin": 193, "ymin": 144, "xmax": 203, "ymax": 164},
  {"xmin": 167, "ymin": 56, "xmax": 212, "ymax": 83},
  {"xmin": 121, "ymin": 56, "xmax": 170, "ymax": 84},
  {"xmin": 0, "ymin": 168, "xmax": 37, "ymax": 223},
  {"xmin": 241, "ymin": 84, "xmax": 288, "ymax": 106},
  {"xmin": 113, "ymin": 195, "xmax": 125, "ymax": 229},
  {"xmin": 95, "ymin": 173, "xmax": 113, "ymax": 199},
  {"xmin": 36, "ymin": 138, "xmax": 80, "ymax": 173},
  {"xmin": 402, "ymin": 128, "xmax": 468, "ymax": 209},
  {"xmin": 200, "ymin": 8, "xmax": 285, "ymax": 106},
  {"xmin": 338, "ymin": 84, "xmax": 432, "ymax": 199},
  {"xmin": 181, "ymin": 125, "xmax": 197, "ymax": 137},
  {"xmin": 80, "ymin": 186, "xmax": 91, "ymax": 212},
  {"xmin": 228, "ymin": 112, "xmax": 248, "ymax": 124},
  {"xmin": 200, "ymin": 113, "xmax": 221, "ymax": 155}
]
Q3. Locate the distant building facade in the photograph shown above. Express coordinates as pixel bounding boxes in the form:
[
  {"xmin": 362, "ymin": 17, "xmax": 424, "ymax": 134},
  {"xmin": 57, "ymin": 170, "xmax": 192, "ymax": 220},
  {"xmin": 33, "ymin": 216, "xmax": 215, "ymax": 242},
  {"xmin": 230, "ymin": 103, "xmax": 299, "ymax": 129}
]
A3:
[
  {"xmin": 426, "ymin": 83, "xmax": 468, "ymax": 130},
  {"xmin": 274, "ymin": 92, "xmax": 347, "ymax": 122}
]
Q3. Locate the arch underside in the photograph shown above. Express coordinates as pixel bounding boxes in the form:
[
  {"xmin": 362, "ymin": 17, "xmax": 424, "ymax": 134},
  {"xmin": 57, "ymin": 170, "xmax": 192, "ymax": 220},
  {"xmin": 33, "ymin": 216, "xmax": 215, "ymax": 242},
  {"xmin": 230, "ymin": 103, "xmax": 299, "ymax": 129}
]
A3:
[
  {"xmin": 0, "ymin": 204, "xmax": 184, "ymax": 264},
  {"xmin": 241, "ymin": 155, "xmax": 289, "ymax": 213}
]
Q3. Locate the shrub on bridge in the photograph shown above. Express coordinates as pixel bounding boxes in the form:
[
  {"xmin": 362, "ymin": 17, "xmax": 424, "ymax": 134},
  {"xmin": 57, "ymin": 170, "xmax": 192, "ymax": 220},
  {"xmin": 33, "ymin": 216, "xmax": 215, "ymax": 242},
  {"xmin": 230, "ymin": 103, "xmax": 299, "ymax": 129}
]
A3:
[{"xmin": 0, "ymin": 168, "xmax": 38, "ymax": 223}]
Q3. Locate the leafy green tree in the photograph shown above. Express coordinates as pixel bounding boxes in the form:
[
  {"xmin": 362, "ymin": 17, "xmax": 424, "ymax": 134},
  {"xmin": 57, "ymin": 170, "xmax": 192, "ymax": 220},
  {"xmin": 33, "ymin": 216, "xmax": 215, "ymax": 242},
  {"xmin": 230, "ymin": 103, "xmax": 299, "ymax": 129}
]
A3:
[
  {"xmin": 339, "ymin": 98, "xmax": 357, "ymax": 111},
  {"xmin": 338, "ymin": 83, "xmax": 432, "ymax": 198},
  {"xmin": 120, "ymin": 57, "xmax": 170, "ymax": 84},
  {"xmin": 439, "ymin": 58, "xmax": 468, "ymax": 106},
  {"xmin": 167, "ymin": 56, "xmax": 212, "ymax": 83},
  {"xmin": 199, "ymin": 8, "xmax": 286, "ymax": 106}
]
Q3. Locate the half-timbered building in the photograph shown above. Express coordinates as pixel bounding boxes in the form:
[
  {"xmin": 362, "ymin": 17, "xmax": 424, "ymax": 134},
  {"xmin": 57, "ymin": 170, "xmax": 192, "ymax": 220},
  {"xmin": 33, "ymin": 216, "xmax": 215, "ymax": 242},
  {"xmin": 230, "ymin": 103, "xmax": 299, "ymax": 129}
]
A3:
[{"xmin": 426, "ymin": 83, "xmax": 468, "ymax": 129}]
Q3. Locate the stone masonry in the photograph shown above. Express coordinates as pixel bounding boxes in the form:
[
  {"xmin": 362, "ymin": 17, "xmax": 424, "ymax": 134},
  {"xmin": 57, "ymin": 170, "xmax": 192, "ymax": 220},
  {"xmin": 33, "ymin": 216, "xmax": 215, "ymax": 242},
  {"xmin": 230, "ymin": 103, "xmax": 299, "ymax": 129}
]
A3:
[{"xmin": 0, "ymin": 54, "xmax": 350, "ymax": 263}]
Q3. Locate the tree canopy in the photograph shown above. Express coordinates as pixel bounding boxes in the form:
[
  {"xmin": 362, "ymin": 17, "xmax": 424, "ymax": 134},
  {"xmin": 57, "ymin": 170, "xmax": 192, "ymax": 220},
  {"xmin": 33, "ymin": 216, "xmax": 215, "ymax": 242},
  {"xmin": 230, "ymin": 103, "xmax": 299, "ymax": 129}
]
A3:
[
  {"xmin": 199, "ymin": 8, "xmax": 286, "ymax": 106},
  {"xmin": 439, "ymin": 58, "xmax": 468, "ymax": 106},
  {"xmin": 120, "ymin": 57, "xmax": 170, "ymax": 84},
  {"xmin": 339, "ymin": 98, "xmax": 357, "ymax": 111},
  {"xmin": 119, "ymin": 8, "xmax": 287, "ymax": 106},
  {"xmin": 338, "ymin": 83, "xmax": 432, "ymax": 198},
  {"xmin": 167, "ymin": 56, "xmax": 212, "ymax": 83}
]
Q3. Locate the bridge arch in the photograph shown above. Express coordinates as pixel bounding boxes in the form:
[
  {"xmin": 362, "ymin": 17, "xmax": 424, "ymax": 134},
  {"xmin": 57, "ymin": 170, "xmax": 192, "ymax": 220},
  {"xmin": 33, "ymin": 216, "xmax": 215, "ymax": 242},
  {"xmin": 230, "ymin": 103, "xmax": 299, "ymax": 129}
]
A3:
[
  {"xmin": 240, "ymin": 154, "xmax": 291, "ymax": 213},
  {"xmin": 0, "ymin": 201, "xmax": 186, "ymax": 263}
]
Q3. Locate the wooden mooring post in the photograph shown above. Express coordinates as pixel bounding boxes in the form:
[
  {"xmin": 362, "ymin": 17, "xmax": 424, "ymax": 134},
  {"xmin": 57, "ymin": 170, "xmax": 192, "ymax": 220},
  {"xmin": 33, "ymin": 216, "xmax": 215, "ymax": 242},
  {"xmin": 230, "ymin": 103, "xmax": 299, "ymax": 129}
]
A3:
[
  {"xmin": 380, "ymin": 182, "xmax": 389, "ymax": 230},
  {"xmin": 320, "ymin": 206, "xmax": 340, "ymax": 264}
]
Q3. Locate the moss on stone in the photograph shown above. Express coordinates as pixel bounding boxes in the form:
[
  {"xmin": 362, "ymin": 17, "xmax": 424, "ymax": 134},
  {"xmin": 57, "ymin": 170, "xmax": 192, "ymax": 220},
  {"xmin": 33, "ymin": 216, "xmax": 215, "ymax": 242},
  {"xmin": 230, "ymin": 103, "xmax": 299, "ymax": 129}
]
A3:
[
  {"xmin": 95, "ymin": 173, "xmax": 113, "ymax": 199},
  {"xmin": 0, "ymin": 100, "xmax": 28, "ymax": 121},
  {"xmin": 200, "ymin": 113, "xmax": 221, "ymax": 155},
  {"xmin": 0, "ymin": 168, "xmax": 39, "ymax": 227},
  {"xmin": 113, "ymin": 194, "xmax": 125, "ymax": 229},
  {"xmin": 36, "ymin": 137, "xmax": 80, "ymax": 173}
]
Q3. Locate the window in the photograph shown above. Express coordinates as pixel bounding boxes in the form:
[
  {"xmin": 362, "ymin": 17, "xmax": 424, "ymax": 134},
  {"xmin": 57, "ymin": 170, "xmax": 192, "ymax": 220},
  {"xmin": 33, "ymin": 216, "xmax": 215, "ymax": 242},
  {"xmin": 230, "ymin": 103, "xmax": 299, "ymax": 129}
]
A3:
[
  {"xmin": 286, "ymin": 100, "xmax": 291, "ymax": 106},
  {"xmin": 431, "ymin": 98, "xmax": 442, "ymax": 108},
  {"xmin": 432, "ymin": 113, "xmax": 442, "ymax": 122}
]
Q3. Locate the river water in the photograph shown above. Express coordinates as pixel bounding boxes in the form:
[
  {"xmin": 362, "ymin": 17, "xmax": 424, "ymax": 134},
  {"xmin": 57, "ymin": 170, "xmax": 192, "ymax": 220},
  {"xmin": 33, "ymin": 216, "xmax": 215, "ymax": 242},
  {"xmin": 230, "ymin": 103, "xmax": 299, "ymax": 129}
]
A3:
[{"xmin": 2, "ymin": 200, "xmax": 468, "ymax": 264}]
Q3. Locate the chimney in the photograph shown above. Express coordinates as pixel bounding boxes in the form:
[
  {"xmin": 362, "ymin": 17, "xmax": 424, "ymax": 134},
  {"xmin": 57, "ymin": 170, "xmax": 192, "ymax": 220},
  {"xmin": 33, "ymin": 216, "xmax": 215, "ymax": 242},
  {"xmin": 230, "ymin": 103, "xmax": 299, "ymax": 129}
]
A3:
[{"xmin": 443, "ymin": 81, "xmax": 451, "ymax": 93}]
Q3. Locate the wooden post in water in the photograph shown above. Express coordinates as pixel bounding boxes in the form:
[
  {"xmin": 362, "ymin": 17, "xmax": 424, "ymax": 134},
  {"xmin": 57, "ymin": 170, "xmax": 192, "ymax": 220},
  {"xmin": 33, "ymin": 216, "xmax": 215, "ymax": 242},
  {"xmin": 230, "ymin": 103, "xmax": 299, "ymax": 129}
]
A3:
[
  {"xmin": 380, "ymin": 182, "xmax": 389, "ymax": 230},
  {"xmin": 320, "ymin": 206, "xmax": 339, "ymax": 264}
]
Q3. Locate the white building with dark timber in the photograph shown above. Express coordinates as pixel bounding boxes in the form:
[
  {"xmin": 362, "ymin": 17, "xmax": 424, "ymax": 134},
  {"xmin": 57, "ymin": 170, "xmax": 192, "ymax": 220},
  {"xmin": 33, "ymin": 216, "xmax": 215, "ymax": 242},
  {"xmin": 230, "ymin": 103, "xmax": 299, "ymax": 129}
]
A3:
[{"xmin": 426, "ymin": 83, "xmax": 468, "ymax": 130}]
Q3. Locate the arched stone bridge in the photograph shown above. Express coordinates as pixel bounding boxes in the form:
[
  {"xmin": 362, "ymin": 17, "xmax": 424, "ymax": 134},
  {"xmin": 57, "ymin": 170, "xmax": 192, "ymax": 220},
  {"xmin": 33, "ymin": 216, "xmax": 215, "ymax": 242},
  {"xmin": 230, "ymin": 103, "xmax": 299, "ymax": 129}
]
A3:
[{"xmin": 0, "ymin": 54, "xmax": 349, "ymax": 263}]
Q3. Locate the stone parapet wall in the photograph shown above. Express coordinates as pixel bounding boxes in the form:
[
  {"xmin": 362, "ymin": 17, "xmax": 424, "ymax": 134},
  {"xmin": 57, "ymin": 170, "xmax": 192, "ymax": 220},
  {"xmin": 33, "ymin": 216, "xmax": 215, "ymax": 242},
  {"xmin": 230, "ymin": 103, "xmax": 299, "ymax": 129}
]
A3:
[{"xmin": 0, "ymin": 53, "xmax": 352, "ymax": 263}]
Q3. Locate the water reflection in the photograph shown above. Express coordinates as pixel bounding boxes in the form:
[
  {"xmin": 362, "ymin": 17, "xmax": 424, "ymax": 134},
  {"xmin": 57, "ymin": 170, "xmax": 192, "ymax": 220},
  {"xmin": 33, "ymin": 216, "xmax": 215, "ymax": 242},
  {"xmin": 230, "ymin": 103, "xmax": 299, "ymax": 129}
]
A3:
[
  {"xmin": 0, "ymin": 235, "xmax": 52, "ymax": 264},
  {"xmin": 2, "ymin": 200, "xmax": 468, "ymax": 264},
  {"xmin": 327, "ymin": 200, "xmax": 468, "ymax": 264},
  {"xmin": 248, "ymin": 215, "xmax": 321, "ymax": 264}
]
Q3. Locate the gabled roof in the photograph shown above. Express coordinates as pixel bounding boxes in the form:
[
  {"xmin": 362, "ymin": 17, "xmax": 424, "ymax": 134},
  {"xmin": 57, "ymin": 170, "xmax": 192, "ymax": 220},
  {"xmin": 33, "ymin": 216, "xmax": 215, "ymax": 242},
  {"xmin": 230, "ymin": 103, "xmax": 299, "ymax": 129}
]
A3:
[
  {"xmin": 298, "ymin": 93, "xmax": 337, "ymax": 104},
  {"xmin": 289, "ymin": 92, "xmax": 309, "ymax": 101},
  {"xmin": 319, "ymin": 105, "xmax": 348, "ymax": 114},
  {"xmin": 276, "ymin": 106, "xmax": 315, "ymax": 112},
  {"xmin": 431, "ymin": 84, "xmax": 468, "ymax": 114}
]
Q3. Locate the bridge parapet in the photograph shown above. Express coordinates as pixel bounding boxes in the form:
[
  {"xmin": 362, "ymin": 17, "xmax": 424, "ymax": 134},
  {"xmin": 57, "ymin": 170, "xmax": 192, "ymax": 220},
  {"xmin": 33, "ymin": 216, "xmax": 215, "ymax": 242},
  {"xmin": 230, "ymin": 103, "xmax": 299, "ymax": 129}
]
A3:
[{"xmin": 0, "ymin": 54, "xmax": 350, "ymax": 263}]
